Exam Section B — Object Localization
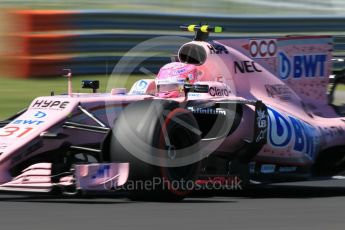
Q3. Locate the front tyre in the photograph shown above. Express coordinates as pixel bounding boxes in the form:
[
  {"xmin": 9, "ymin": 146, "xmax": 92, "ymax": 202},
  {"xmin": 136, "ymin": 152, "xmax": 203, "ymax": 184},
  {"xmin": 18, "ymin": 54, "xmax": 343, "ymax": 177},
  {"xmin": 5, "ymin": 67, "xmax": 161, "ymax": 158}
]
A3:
[{"xmin": 110, "ymin": 100, "xmax": 202, "ymax": 201}]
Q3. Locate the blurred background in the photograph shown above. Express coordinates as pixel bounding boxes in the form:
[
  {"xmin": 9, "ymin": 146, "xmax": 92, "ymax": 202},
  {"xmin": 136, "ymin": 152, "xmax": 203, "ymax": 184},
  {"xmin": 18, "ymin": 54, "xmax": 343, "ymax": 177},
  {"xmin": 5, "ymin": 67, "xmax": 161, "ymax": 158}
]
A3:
[
  {"xmin": 0, "ymin": 0, "xmax": 345, "ymax": 119},
  {"xmin": 1, "ymin": 0, "xmax": 345, "ymax": 15}
]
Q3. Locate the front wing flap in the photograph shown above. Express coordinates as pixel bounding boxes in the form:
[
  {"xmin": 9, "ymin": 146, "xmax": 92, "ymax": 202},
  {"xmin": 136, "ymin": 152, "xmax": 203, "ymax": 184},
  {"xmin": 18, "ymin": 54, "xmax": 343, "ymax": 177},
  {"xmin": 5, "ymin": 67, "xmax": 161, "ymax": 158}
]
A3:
[{"xmin": 0, "ymin": 162, "xmax": 129, "ymax": 193}]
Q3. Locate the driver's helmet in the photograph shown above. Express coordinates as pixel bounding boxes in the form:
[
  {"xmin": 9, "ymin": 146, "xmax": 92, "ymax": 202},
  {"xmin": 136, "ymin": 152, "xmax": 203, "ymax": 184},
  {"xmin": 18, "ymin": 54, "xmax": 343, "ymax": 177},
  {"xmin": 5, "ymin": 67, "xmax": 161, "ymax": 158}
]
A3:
[{"xmin": 156, "ymin": 62, "xmax": 197, "ymax": 98}]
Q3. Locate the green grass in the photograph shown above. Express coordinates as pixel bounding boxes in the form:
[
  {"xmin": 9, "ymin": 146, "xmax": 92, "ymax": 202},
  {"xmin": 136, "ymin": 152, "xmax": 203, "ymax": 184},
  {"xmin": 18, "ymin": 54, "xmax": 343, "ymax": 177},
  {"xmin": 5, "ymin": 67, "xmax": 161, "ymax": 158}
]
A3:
[
  {"xmin": 337, "ymin": 84, "xmax": 345, "ymax": 91},
  {"xmin": 0, "ymin": 75, "xmax": 142, "ymax": 120}
]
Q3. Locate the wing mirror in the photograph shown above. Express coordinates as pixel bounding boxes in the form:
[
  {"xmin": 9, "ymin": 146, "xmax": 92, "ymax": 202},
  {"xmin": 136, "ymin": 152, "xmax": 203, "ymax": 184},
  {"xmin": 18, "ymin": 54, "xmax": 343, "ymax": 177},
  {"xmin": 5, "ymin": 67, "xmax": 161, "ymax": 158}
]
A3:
[{"xmin": 82, "ymin": 80, "xmax": 99, "ymax": 93}]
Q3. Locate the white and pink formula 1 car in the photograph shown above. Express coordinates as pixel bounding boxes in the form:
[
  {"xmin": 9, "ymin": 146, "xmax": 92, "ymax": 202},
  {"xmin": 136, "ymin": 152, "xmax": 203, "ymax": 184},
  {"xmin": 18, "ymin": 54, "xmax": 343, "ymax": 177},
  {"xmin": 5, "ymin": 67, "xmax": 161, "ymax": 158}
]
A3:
[{"xmin": 0, "ymin": 25, "xmax": 345, "ymax": 200}]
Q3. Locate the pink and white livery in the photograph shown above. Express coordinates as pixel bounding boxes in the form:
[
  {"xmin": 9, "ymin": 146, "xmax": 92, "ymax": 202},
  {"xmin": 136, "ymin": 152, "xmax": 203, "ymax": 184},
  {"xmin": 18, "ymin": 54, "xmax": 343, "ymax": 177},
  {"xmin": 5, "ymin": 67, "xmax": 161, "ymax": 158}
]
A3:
[{"xmin": 0, "ymin": 25, "xmax": 344, "ymax": 200}]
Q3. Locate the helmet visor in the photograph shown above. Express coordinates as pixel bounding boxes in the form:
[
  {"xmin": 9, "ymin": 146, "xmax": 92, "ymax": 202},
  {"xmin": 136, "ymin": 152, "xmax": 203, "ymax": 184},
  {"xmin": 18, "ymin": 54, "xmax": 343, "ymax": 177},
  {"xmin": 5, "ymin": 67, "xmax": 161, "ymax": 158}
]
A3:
[{"xmin": 157, "ymin": 83, "xmax": 183, "ymax": 93}]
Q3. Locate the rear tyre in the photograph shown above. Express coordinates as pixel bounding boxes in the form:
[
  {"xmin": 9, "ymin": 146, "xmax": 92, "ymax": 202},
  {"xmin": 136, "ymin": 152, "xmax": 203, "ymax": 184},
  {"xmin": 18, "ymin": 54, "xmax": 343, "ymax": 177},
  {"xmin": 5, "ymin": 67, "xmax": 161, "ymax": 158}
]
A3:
[{"xmin": 110, "ymin": 100, "xmax": 202, "ymax": 201}]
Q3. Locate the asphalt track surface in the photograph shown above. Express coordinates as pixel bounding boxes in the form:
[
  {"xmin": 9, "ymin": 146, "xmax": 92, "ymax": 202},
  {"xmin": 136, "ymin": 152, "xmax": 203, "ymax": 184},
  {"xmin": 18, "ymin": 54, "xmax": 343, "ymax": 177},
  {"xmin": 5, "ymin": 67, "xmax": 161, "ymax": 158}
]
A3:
[{"xmin": 1, "ymin": 179, "xmax": 345, "ymax": 230}]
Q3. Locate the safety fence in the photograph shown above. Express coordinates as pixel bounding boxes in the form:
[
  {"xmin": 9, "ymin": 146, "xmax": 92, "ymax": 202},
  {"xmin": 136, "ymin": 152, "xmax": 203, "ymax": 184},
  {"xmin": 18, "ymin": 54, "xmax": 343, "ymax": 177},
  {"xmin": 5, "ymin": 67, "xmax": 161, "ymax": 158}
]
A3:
[{"xmin": 0, "ymin": 10, "xmax": 345, "ymax": 78}]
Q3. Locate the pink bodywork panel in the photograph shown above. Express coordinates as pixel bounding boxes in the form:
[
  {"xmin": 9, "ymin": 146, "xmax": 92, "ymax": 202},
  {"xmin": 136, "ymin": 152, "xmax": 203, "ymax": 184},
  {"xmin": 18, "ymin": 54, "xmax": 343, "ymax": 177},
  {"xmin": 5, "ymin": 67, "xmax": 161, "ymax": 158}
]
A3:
[{"xmin": 176, "ymin": 37, "xmax": 344, "ymax": 164}]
